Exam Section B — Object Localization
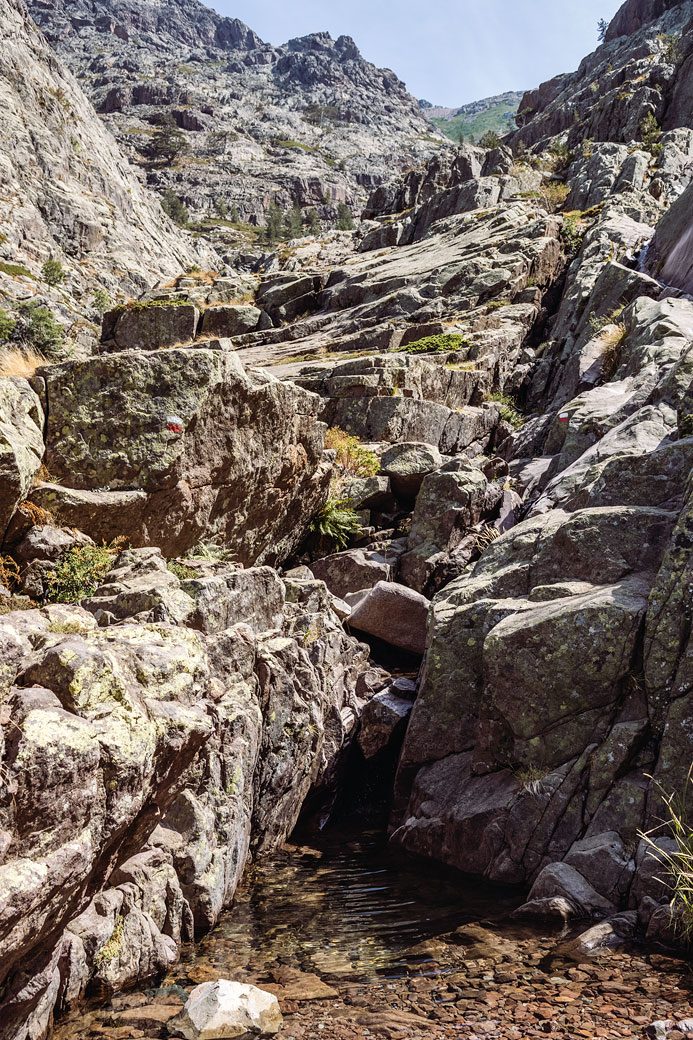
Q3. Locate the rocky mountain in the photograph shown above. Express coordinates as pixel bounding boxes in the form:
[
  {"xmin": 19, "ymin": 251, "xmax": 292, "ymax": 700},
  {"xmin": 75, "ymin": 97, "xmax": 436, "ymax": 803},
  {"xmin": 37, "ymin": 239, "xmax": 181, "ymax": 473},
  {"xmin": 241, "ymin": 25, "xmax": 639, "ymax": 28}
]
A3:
[
  {"xmin": 0, "ymin": 0, "xmax": 210, "ymax": 333},
  {"xmin": 2, "ymin": 0, "xmax": 693, "ymax": 1038},
  {"xmin": 26, "ymin": 0, "xmax": 447, "ymax": 248},
  {"xmin": 426, "ymin": 91, "xmax": 524, "ymax": 143},
  {"xmin": 511, "ymin": 0, "xmax": 693, "ymax": 149}
]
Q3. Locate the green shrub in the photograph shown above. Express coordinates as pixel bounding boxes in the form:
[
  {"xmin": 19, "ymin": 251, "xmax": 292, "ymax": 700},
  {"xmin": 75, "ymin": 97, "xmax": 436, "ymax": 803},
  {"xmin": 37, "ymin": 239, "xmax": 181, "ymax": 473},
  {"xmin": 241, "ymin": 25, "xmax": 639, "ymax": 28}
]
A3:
[
  {"xmin": 0, "ymin": 308, "xmax": 16, "ymax": 342},
  {"xmin": 161, "ymin": 189, "xmax": 189, "ymax": 226},
  {"xmin": 92, "ymin": 289, "xmax": 110, "ymax": 316},
  {"xmin": 310, "ymin": 499, "xmax": 361, "ymax": 550},
  {"xmin": 485, "ymin": 391, "xmax": 525, "ymax": 429},
  {"xmin": 14, "ymin": 302, "xmax": 65, "ymax": 358},
  {"xmin": 396, "ymin": 333, "xmax": 470, "ymax": 355},
  {"xmin": 42, "ymin": 259, "xmax": 65, "ymax": 286},
  {"xmin": 561, "ymin": 214, "xmax": 583, "ymax": 254},
  {"xmin": 325, "ymin": 427, "xmax": 379, "ymax": 477},
  {"xmin": 46, "ymin": 543, "xmax": 121, "ymax": 603},
  {"xmin": 658, "ymin": 32, "xmax": 682, "ymax": 64}
]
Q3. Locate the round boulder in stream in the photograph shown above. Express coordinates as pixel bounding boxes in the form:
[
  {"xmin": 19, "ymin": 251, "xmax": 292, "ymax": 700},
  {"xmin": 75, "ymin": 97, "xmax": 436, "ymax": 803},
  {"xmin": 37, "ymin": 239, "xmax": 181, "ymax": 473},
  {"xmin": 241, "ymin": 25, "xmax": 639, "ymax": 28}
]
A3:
[
  {"xmin": 168, "ymin": 979, "xmax": 282, "ymax": 1039},
  {"xmin": 346, "ymin": 580, "xmax": 431, "ymax": 655}
]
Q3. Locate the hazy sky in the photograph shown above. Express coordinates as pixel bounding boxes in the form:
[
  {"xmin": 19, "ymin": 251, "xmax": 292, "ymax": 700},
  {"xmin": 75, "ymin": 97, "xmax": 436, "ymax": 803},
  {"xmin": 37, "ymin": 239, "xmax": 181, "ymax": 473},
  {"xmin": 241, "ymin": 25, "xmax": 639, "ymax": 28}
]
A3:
[{"xmin": 213, "ymin": 0, "xmax": 625, "ymax": 105}]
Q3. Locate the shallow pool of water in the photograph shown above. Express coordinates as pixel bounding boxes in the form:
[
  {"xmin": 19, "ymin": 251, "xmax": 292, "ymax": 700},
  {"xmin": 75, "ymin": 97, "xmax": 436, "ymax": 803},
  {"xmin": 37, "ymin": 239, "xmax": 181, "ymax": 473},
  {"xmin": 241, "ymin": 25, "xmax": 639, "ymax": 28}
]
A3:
[{"xmin": 171, "ymin": 826, "xmax": 522, "ymax": 985}]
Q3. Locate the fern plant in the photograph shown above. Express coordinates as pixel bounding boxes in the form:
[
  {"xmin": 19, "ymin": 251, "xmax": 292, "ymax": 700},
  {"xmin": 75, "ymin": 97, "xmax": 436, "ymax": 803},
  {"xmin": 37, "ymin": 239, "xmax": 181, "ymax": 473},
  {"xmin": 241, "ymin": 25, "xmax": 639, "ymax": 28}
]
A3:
[{"xmin": 310, "ymin": 499, "xmax": 361, "ymax": 550}]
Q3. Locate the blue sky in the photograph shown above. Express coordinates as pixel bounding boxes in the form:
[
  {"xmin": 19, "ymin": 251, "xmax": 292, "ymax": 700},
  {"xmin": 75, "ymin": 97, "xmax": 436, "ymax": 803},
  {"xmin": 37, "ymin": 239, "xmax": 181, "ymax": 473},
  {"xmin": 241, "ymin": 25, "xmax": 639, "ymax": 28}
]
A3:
[{"xmin": 213, "ymin": 0, "xmax": 625, "ymax": 105}]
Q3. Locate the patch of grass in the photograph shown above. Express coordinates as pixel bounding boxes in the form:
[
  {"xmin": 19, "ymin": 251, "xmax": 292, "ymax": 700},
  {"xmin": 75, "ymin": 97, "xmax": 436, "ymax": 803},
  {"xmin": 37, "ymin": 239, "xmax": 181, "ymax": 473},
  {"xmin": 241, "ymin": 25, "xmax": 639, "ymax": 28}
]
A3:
[
  {"xmin": 0, "ymin": 261, "xmax": 32, "ymax": 278},
  {"xmin": 110, "ymin": 298, "xmax": 190, "ymax": 316},
  {"xmin": 168, "ymin": 561, "xmax": 196, "ymax": 581},
  {"xmin": 485, "ymin": 391, "xmax": 524, "ymax": 429},
  {"xmin": 539, "ymin": 181, "xmax": 571, "ymax": 213},
  {"xmin": 272, "ymin": 139, "xmax": 319, "ymax": 152},
  {"xmin": 515, "ymin": 764, "xmax": 549, "ymax": 795},
  {"xmin": 310, "ymin": 499, "xmax": 361, "ymax": 551},
  {"xmin": 48, "ymin": 618, "xmax": 90, "ymax": 635},
  {"xmin": 486, "ymin": 300, "xmax": 512, "ymax": 312},
  {"xmin": 475, "ymin": 525, "xmax": 501, "ymax": 554},
  {"xmin": 0, "ymin": 595, "xmax": 36, "ymax": 615},
  {"xmin": 396, "ymin": 333, "xmax": 470, "ymax": 355},
  {"xmin": 183, "ymin": 541, "xmax": 236, "ymax": 563},
  {"xmin": 639, "ymin": 767, "xmax": 693, "ymax": 942},
  {"xmin": 325, "ymin": 427, "xmax": 379, "ymax": 477},
  {"xmin": 46, "ymin": 542, "xmax": 122, "ymax": 603},
  {"xmin": 0, "ymin": 346, "xmax": 45, "ymax": 378}
]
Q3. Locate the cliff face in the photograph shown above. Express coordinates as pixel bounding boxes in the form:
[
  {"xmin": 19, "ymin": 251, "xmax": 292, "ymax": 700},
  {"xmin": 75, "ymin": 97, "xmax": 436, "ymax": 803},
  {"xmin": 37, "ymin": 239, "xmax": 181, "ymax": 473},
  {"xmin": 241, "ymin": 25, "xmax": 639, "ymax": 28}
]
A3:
[
  {"xmin": 511, "ymin": 0, "xmax": 693, "ymax": 149},
  {"xmin": 0, "ymin": 0, "xmax": 209, "ymax": 313},
  {"xmin": 25, "ymin": 0, "xmax": 447, "ymax": 237}
]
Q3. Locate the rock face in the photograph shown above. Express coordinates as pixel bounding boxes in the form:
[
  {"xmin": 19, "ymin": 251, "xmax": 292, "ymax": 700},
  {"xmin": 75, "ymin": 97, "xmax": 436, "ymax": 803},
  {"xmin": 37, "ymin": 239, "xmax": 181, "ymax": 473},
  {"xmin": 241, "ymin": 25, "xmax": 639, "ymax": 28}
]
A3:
[
  {"xmin": 0, "ymin": 549, "xmax": 372, "ymax": 1040},
  {"xmin": 25, "ymin": 347, "xmax": 330, "ymax": 564},
  {"xmin": 25, "ymin": 0, "xmax": 447, "ymax": 234},
  {"xmin": 0, "ymin": 379, "xmax": 44, "ymax": 543},
  {"xmin": 643, "ymin": 180, "xmax": 693, "ymax": 292},
  {"xmin": 510, "ymin": 0, "xmax": 693, "ymax": 150},
  {"xmin": 0, "ymin": 0, "xmax": 207, "ymax": 314}
]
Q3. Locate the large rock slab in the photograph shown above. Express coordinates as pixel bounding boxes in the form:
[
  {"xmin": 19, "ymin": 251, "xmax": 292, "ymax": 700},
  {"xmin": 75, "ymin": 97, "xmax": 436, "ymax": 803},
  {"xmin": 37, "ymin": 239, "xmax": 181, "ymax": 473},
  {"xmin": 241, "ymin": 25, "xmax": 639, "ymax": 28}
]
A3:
[
  {"xmin": 101, "ymin": 303, "xmax": 200, "ymax": 351},
  {"xmin": 199, "ymin": 305, "xmax": 262, "ymax": 338},
  {"xmin": 40, "ymin": 348, "xmax": 331, "ymax": 565},
  {"xmin": 168, "ymin": 980, "xmax": 282, "ymax": 1039},
  {"xmin": 0, "ymin": 378, "xmax": 44, "ymax": 542}
]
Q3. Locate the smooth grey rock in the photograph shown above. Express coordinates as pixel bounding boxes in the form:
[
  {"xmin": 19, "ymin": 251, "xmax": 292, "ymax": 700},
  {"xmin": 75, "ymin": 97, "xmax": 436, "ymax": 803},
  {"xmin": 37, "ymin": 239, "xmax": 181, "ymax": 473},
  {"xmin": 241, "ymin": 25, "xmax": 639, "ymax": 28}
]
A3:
[{"xmin": 168, "ymin": 979, "xmax": 282, "ymax": 1039}]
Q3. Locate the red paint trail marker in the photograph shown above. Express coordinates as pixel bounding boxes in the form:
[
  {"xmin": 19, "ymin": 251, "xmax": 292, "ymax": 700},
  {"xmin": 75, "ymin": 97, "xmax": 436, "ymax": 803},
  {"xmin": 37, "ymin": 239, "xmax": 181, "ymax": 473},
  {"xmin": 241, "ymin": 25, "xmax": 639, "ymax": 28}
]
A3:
[
  {"xmin": 166, "ymin": 415, "xmax": 184, "ymax": 433},
  {"xmin": 558, "ymin": 411, "xmax": 570, "ymax": 424}
]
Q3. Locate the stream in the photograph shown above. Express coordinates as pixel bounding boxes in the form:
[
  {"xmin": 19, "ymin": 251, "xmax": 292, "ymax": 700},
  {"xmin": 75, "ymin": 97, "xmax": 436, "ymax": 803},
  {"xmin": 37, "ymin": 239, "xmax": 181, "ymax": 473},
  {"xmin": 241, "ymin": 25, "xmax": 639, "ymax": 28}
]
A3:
[{"xmin": 54, "ymin": 824, "xmax": 693, "ymax": 1040}]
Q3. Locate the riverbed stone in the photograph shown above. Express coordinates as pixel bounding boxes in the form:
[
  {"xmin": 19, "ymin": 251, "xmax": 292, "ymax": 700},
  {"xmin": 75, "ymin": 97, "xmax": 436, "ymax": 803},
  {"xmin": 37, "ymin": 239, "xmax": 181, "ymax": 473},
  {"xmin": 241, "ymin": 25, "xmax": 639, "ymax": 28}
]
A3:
[{"xmin": 168, "ymin": 979, "xmax": 282, "ymax": 1039}]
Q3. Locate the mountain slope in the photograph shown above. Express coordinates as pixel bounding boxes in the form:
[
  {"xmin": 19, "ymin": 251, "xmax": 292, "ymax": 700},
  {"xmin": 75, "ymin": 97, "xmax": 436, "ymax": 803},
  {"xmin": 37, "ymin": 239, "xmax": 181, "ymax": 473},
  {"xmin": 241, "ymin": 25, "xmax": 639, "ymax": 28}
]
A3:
[
  {"xmin": 426, "ymin": 91, "xmax": 524, "ymax": 143},
  {"xmin": 0, "ymin": 0, "xmax": 208, "ymax": 319},
  {"xmin": 26, "ymin": 0, "xmax": 448, "ymax": 243}
]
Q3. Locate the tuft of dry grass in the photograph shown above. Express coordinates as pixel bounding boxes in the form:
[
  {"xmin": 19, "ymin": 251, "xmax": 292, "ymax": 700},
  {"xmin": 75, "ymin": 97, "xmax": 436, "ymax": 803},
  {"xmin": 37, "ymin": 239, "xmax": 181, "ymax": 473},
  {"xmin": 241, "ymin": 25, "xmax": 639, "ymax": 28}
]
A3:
[
  {"xmin": 0, "ymin": 346, "xmax": 46, "ymax": 379},
  {"xmin": 639, "ymin": 767, "xmax": 693, "ymax": 942},
  {"xmin": 600, "ymin": 322, "xmax": 627, "ymax": 380}
]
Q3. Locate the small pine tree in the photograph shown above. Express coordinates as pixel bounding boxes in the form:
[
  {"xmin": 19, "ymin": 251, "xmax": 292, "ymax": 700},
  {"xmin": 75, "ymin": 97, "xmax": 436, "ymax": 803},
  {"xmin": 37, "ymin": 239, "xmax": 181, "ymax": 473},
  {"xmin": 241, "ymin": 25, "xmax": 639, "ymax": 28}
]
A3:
[
  {"xmin": 304, "ymin": 208, "xmax": 320, "ymax": 234},
  {"xmin": 161, "ymin": 189, "xmax": 189, "ymax": 226},
  {"xmin": 641, "ymin": 112, "xmax": 662, "ymax": 155},
  {"xmin": 284, "ymin": 205, "xmax": 303, "ymax": 240},
  {"xmin": 479, "ymin": 130, "xmax": 501, "ymax": 150},
  {"xmin": 597, "ymin": 18, "xmax": 609, "ymax": 42},
  {"xmin": 214, "ymin": 197, "xmax": 228, "ymax": 219},
  {"xmin": 458, "ymin": 131, "xmax": 465, "ymax": 146},
  {"xmin": 15, "ymin": 301, "xmax": 64, "ymax": 358},
  {"xmin": 92, "ymin": 289, "xmax": 110, "ymax": 316},
  {"xmin": 148, "ymin": 123, "xmax": 190, "ymax": 163},
  {"xmin": 263, "ymin": 200, "xmax": 284, "ymax": 245},
  {"xmin": 42, "ymin": 259, "xmax": 65, "ymax": 286},
  {"xmin": 229, "ymin": 205, "xmax": 240, "ymax": 223},
  {"xmin": 337, "ymin": 202, "xmax": 354, "ymax": 231}
]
